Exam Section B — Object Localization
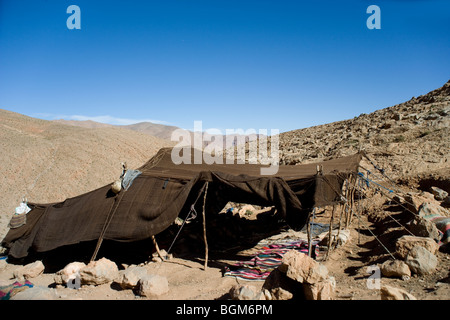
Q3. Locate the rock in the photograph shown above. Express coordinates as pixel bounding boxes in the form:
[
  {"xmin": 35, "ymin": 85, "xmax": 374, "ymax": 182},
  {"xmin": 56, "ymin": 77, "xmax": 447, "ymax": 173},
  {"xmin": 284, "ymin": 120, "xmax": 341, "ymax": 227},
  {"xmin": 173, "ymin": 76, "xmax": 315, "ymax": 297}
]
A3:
[
  {"xmin": 279, "ymin": 250, "xmax": 328, "ymax": 284},
  {"xmin": 0, "ymin": 259, "xmax": 7, "ymax": 271},
  {"xmin": 380, "ymin": 259, "xmax": 411, "ymax": 278},
  {"xmin": 54, "ymin": 262, "xmax": 86, "ymax": 285},
  {"xmin": 137, "ymin": 274, "xmax": 169, "ymax": 297},
  {"xmin": 269, "ymin": 287, "xmax": 294, "ymax": 300},
  {"xmin": 119, "ymin": 266, "xmax": 148, "ymax": 289},
  {"xmin": 418, "ymin": 202, "xmax": 449, "ymax": 218},
  {"xmin": 407, "ymin": 216, "xmax": 441, "ymax": 241},
  {"xmin": 276, "ymin": 250, "xmax": 335, "ymax": 300},
  {"xmin": 404, "ymin": 193, "xmax": 423, "ymax": 214},
  {"xmin": 395, "ymin": 235, "xmax": 439, "ymax": 259},
  {"xmin": 229, "ymin": 285, "xmax": 263, "ymax": 300},
  {"xmin": 405, "ymin": 246, "xmax": 438, "ymax": 275},
  {"xmin": 380, "ymin": 285, "xmax": 416, "ymax": 300},
  {"xmin": 13, "ymin": 261, "xmax": 45, "ymax": 280},
  {"xmin": 431, "ymin": 187, "xmax": 448, "ymax": 201},
  {"xmin": 303, "ymin": 276, "xmax": 336, "ymax": 300},
  {"xmin": 79, "ymin": 257, "xmax": 119, "ymax": 286},
  {"xmin": 10, "ymin": 286, "xmax": 59, "ymax": 300}
]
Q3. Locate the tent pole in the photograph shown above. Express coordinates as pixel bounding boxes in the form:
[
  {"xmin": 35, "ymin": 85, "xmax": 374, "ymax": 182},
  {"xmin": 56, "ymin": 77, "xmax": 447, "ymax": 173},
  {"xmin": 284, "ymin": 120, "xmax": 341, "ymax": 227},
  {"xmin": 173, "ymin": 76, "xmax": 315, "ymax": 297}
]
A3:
[
  {"xmin": 202, "ymin": 182, "xmax": 209, "ymax": 271},
  {"xmin": 307, "ymin": 207, "xmax": 316, "ymax": 257},
  {"xmin": 152, "ymin": 235, "xmax": 164, "ymax": 260}
]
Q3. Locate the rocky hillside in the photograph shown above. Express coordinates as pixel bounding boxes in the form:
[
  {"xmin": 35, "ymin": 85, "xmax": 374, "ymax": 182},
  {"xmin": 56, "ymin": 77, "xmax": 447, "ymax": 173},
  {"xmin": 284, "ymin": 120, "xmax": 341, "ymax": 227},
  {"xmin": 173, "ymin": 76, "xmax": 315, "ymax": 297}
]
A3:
[
  {"xmin": 0, "ymin": 109, "xmax": 174, "ymax": 237},
  {"xmin": 279, "ymin": 80, "xmax": 450, "ymax": 181}
]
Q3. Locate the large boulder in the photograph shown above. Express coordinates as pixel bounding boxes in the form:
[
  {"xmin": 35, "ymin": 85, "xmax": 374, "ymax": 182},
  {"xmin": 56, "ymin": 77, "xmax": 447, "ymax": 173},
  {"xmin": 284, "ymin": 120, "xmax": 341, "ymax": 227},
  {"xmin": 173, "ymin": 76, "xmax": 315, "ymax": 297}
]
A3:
[
  {"xmin": 405, "ymin": 246, "xmax": 438, "ymax": 275},
  {"xmin": 418, "ymin": 202, "xmax": 449, "ymax": 218},
  {"xmin": 381, "ymin": 285, "xmax": 416, "ymax": 300},
  {"xmin": 79, "ymin": 258, "xmax": 119, "ymax": 286},
  {"xmin": 229, "ymin": 284, "xmax": 263, "ymax": 300},
  {"xmin": 395, "ymin": 235, "xmax": 439, "ymax": 259},
  {"xmin": 271, "ymin": 250, "xmax": 335, "ymax": 300}
]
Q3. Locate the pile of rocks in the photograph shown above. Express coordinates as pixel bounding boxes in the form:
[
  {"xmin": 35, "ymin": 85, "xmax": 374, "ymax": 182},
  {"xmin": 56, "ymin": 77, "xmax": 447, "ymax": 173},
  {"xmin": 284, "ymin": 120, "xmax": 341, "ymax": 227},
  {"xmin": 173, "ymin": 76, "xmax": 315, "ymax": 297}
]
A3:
[
  {"xmin": 54, "ymin": 257, "xmax": 169, "ymax": 298},
  {"xmin": 3, "ymin": 257, "xmax": 169, "ymax": 300}
]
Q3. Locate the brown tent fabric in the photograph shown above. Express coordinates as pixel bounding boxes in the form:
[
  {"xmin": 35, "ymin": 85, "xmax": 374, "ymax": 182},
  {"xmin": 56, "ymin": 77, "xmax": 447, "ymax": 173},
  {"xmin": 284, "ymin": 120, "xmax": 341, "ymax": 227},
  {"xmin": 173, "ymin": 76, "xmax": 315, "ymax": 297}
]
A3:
[{"xmin": 2, "ymin": 147, "xmax": 362, "ymax": 259}]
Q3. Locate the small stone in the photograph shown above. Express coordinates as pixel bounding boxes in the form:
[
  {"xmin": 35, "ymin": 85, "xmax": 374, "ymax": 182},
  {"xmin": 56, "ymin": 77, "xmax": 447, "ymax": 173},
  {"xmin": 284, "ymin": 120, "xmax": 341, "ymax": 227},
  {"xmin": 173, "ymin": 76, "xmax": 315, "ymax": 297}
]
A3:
[
  {"xmin": 381, "ymin": 285, "xmax": 416, "ymax": 300},
  {"xmin": 13, "ymin": 261, "xmax": 45, "ymax": 280},
  {"xmin": 430, "ymin": 187, "xmax": 448, "ymax": 201},
  {"xmin": 395, "ymin": 235, "xmax": 439, "ymax": 259},
  {"xmin": 380, "ymin": 259, "xmax": 411, "ymax": 278},
  {"xmin": 119, "ymin": 266, "xmax": 148, "ymax": 289},
  {"xmin": 54, "ymin": 262, "xmax": 86, "ymax": 285},
  {"xmin": 279, "ymin": 250, "xmax": 329, "ymax": 284}
]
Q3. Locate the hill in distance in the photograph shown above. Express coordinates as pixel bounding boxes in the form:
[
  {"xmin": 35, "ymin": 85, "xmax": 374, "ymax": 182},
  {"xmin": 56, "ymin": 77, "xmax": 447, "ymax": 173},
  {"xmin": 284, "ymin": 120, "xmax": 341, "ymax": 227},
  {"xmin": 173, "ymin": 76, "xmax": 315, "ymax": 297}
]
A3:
[{"xmin": 0, "ymin": 109, "xmax": 174, "ymax": 238}]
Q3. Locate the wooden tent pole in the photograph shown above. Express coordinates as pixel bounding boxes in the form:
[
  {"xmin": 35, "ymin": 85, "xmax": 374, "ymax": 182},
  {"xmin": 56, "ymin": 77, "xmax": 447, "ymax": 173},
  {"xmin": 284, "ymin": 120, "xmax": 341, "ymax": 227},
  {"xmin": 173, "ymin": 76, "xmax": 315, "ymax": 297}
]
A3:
[
  {"xmin": 325, "ymin": 204, "xmax": 336, "ymax": 261},
  {"xmin": 152, "ymin": 235, "xmax": 164, "ymax": 260},
  {"xmin": 202, "ymin": 182, "xmax": 209, "ymax": 271}
]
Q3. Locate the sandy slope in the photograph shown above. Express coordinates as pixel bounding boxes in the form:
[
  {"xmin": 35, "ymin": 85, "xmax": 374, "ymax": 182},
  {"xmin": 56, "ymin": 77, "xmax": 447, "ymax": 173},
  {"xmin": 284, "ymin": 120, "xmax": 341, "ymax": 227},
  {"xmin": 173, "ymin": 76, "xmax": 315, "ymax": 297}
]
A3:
[{"xmin": 0, "ymin": 109, "xmax": 174, "ymax": 239}]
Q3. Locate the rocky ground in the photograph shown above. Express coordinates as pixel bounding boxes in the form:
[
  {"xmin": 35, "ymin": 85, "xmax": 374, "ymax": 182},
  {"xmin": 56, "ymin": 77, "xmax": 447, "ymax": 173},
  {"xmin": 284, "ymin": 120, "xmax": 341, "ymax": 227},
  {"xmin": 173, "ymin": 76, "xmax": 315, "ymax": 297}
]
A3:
[{"xmin": 0, "ymin": 81, "xmax": 449, "ymax": 302}]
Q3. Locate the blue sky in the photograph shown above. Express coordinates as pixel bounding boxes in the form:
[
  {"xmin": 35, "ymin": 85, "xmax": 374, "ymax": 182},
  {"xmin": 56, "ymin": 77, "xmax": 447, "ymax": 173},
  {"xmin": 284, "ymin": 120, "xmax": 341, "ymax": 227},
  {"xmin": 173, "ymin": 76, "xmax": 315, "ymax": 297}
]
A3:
[{"xmin": 0, "ymin": 1, "xmax": 449, "ymax": 133}]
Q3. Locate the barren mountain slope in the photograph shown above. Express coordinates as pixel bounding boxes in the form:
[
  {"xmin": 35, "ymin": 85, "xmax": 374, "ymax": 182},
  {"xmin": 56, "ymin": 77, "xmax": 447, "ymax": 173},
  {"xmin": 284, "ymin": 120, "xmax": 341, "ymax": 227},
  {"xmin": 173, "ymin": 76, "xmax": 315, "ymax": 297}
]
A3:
[
  {"xmin": 0, "ymin": 109, "xmax": 174, "ymax": 239},
  {"xmin": 279, "ymin": 80, "xmax": 450, "ymax": 181}
]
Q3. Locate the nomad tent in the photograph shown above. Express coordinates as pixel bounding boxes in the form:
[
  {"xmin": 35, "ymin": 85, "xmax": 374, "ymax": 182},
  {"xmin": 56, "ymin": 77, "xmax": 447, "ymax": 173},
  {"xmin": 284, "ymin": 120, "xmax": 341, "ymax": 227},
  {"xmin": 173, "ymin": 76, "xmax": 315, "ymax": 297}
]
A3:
[{"xmin": 2, "ymin": 147, "xmax": 362, "ymax": 260}]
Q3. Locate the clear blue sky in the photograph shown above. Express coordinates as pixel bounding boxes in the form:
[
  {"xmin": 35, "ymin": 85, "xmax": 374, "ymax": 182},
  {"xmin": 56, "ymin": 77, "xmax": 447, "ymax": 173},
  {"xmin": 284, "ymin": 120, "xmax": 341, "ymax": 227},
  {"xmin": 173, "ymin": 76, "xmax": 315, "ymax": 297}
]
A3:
[{"xmin": 1, "ymin": 1, "xmax": 449, "ymax": 133}]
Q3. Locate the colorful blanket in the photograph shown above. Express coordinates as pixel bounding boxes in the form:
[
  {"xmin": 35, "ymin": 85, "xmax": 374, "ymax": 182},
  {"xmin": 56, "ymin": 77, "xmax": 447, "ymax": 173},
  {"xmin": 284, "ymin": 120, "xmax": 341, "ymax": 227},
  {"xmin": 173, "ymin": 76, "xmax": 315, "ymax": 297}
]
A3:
[
  {"xmin": 224, "ymin": 240, "xmax": 318, "ymax": 281},
  {"xmin": 0, "ymin": 280, "xmax": 33, "ymax": 300},
  {"xmin": 425, "ymin": 214, "xmax": 450, "ymax": 246}
]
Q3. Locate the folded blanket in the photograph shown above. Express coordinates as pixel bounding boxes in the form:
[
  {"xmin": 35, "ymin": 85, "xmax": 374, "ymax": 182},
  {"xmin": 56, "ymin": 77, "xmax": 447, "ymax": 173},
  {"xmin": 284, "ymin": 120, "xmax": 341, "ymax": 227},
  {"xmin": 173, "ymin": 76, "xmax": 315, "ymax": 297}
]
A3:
[{"xmin": 122, "ymin": 169, "xmax": 142, "ymax": 191}]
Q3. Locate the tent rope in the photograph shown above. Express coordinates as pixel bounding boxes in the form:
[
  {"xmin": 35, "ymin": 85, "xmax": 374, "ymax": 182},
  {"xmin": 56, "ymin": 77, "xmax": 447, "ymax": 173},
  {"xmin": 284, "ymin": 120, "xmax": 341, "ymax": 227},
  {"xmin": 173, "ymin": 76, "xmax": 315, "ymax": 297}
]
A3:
[
  {"xmin": 90, "ymin": 190, "xmax": 126, "ymax": 261},
  {"xmin": 166, "ymin": 181, "xmax": 209, "ymax": 255}
]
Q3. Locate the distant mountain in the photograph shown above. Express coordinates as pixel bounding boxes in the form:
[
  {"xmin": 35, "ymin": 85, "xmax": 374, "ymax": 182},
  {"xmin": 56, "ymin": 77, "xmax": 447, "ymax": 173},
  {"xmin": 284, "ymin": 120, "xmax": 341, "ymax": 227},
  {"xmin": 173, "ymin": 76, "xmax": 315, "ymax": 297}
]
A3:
[
  {"xmin": 53, "ymin": 119, "xmax": 114, "ymax": 129},
  {"xmin": 54, "ymin": 119, "xmax": 266, "ymax": 147},
  {"xmin": 123, "ymin": 122, "xmax": 182, "ymax": 141}
]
